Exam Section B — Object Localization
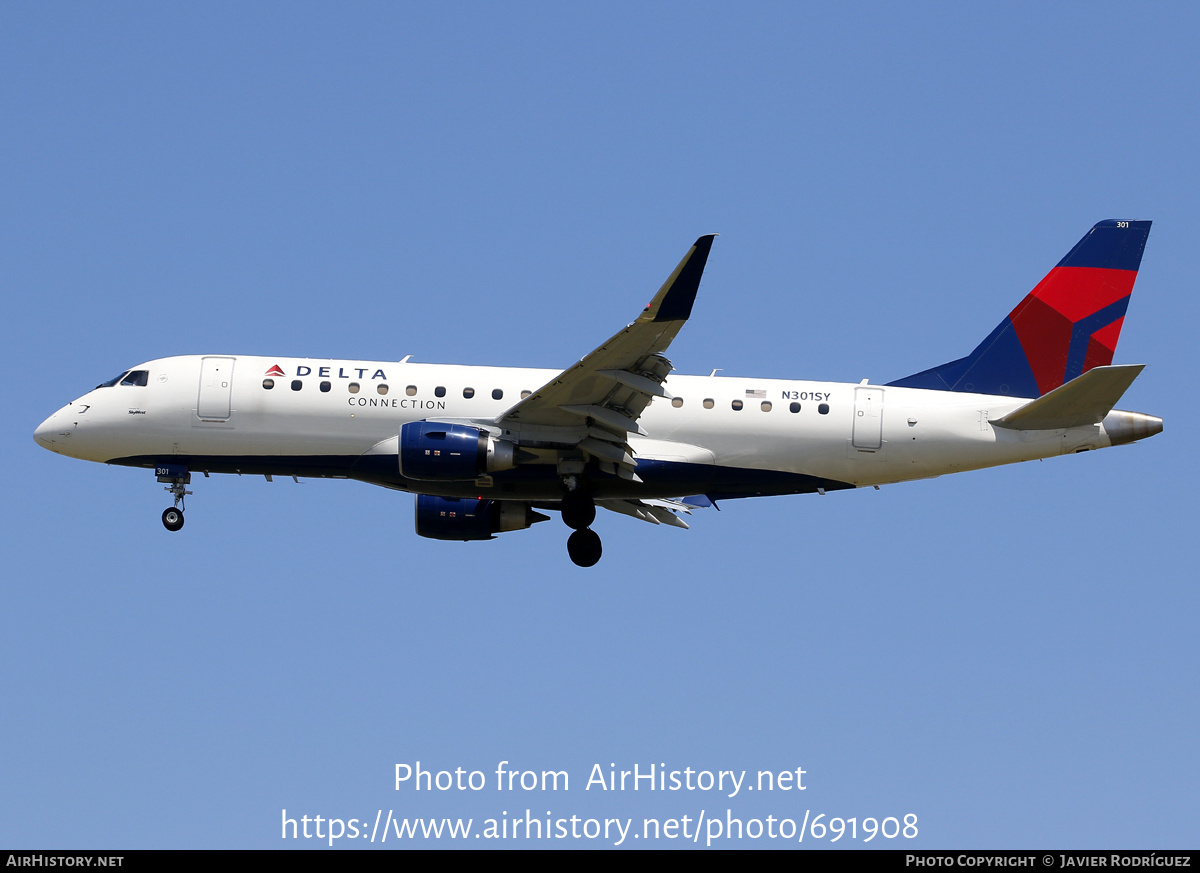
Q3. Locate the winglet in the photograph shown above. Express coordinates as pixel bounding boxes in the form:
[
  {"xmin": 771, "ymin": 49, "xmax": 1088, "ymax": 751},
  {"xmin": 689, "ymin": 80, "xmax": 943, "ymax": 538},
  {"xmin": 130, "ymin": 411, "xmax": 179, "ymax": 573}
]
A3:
[
  {"xmin": 637, "ymin": 234, "xmax": 717, "ymax": 324},
  {"xmin": 990, "ymin": 364, "xmax": 1144, "ymax": 430}
]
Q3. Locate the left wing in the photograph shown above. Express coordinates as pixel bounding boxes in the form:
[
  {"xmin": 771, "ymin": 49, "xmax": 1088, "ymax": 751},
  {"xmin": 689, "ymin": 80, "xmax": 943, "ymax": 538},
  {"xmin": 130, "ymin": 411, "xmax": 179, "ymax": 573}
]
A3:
[{"xmin": 496, "ymin": 234, "xmax": 716, "ymax": 475}]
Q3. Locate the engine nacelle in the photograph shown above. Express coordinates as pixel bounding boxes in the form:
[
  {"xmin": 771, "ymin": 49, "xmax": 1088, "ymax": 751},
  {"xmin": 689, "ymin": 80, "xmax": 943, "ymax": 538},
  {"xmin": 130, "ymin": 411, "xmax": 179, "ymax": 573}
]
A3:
[
  {"xmin": 414, "ymin": 495, "xmax": 548, "ymax": 541},
  {"xmin": 399, "ymin": 421, "xmax": 517, "ymax": 481}
]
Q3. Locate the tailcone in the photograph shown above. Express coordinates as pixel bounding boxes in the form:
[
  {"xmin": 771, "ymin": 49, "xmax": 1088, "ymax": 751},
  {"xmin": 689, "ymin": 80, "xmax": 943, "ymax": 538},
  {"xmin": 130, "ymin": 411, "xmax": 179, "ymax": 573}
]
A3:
[{"xmin": 1103, "ymin": 410, "xmax": 1163, "ymax": 446}]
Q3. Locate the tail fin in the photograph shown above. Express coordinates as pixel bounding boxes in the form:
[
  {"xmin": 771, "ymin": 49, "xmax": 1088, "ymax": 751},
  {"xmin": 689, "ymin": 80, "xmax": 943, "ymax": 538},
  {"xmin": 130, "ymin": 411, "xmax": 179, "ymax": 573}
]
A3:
[{"xmin": 888, "ymin": 220, "xmax": 1152, "ymax": 398}]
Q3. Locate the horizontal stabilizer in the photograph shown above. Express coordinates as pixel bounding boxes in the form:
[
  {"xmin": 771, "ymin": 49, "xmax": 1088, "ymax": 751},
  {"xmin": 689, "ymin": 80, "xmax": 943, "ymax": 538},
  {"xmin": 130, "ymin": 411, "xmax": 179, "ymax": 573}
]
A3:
[{"xmin": 990, "ymin": 364, "xmax": 1144, "ymax": 431}]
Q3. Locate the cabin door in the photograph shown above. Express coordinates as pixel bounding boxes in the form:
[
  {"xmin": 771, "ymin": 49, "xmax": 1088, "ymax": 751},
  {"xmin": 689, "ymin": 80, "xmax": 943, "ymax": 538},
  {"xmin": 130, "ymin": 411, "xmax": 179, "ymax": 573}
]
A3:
[{"xmin": 197, "ymin": 356, "xmax": 236, "ymax": 422}]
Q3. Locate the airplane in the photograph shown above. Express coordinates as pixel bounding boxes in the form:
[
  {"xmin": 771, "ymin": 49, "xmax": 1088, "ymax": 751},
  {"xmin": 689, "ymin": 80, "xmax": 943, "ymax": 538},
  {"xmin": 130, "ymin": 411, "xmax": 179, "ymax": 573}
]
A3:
[{"xmin": 33, "ymin": 220, "xmax": 1162, "ymax": 567}]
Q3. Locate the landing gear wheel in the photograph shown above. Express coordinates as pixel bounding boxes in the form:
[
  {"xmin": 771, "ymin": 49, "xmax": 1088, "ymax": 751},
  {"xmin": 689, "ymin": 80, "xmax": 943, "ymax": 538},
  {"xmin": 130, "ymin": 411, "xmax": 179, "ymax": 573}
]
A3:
[
  {"xmin": 162, "ymin": 507, "xmax": 185, "ymax": 532},
  {"xmin": 567, "ymin": 529, "xmax": 602, "ymax": 567},
  {"xmin": 560, "ymin": 492, "xmax": 596, "ymax": 531}
]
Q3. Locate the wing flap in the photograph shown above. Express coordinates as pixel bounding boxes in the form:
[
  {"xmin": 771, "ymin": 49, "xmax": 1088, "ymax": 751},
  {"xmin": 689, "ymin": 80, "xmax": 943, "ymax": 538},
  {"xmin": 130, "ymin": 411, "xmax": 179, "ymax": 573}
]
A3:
[
  {"xmin": 597, "ymin": 368, "xmax": 674, "ymax": 398},
  {"xmin": 598, "ymin": 498, "xmax": 691, "ymax": 529},
  {"xmin": 559, "ymin": 404, "xmax": 646, "ymax": 435},
  {"xmin": 578, "ymin": 437, "xmax": 635, "ymax": 466}
]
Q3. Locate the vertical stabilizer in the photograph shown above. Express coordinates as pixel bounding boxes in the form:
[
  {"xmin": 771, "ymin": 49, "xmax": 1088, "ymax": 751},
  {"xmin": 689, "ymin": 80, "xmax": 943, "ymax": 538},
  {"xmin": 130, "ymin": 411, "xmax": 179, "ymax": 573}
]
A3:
[{"xmin": 888, "ymin": 220, "xmax": 1151, "ymax": 397}]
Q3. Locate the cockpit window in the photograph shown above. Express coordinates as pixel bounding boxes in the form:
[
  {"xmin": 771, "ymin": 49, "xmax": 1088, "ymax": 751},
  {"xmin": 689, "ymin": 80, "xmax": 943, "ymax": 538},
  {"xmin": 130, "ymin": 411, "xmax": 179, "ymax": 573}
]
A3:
[
  {"xmin": 97, "ymin": 370, "xmax": 130, "ymax": 389},
  {"xmin": 120, "ymin": 370, "xmax": 149, "ymax": 387}
]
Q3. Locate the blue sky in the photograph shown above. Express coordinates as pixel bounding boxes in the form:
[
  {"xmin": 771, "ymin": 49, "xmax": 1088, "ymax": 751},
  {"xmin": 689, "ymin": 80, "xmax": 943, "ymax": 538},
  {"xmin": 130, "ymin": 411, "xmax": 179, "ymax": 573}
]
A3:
[{"xmin": 2, "ymin": 2, "xmax": 1197, "ymax": 849}]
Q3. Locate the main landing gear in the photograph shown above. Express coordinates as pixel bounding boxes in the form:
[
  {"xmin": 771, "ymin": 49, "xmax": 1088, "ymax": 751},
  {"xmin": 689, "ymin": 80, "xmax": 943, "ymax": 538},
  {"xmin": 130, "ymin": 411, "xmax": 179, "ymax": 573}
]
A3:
[
  {"xmin": 561, "ymin": 490, "xmax": 602, "ymax": 567},
  {"xmin": 156, "ymin": 464, "xmax": 192, "ymax": 532}
]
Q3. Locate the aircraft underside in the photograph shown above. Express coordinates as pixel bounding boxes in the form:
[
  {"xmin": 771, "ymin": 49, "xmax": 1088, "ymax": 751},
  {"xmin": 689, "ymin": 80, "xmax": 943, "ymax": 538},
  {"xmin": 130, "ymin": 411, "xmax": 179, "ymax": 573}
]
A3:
[{"xmin": 108, "ymin": 453, "xmax": 856, "ymax": 501}]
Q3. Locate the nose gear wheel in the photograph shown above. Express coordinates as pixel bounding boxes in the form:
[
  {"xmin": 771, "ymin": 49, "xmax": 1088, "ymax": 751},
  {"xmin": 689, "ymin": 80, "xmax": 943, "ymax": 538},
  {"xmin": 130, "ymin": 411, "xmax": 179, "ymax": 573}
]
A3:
[{"xmin": 162, "ymin": 507, "xmax": 185, "ymax": 531}]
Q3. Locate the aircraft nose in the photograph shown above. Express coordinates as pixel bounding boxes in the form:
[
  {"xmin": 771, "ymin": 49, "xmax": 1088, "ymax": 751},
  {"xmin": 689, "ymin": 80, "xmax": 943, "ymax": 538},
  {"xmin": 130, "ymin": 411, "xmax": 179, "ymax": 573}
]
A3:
[
  {"xmin": 34, "ymin": 411, "xmax": 61, "ymax": 449},
  {"xmin": 34, "ymin": 404, "xmax": 79, "ymax": 452}
]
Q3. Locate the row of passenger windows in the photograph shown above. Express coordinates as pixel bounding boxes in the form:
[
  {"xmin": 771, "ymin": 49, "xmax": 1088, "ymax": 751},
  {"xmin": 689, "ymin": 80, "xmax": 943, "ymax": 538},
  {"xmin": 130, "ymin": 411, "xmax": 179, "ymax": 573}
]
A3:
[
  {"xmin": 672, "ymin": 396, "xmax": 830, "ymax": 414},
  {"xmin": 261, "ymin": 377, "xmax": 831, "ymax": 413},
  {"xmin": 261, "ymin": 379, "xmax": 529, "ymax": 400}
]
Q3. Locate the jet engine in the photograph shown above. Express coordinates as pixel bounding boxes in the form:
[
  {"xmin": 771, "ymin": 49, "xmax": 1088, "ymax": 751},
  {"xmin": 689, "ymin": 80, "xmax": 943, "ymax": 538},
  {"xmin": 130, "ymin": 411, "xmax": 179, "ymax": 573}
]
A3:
[
  {"xmin": 414, "ymin": 495, "xmax": 549, "ymax": 541},
  {"xmin": 399, "ymin": 421, "xmax": 517, "ymax": 480}
]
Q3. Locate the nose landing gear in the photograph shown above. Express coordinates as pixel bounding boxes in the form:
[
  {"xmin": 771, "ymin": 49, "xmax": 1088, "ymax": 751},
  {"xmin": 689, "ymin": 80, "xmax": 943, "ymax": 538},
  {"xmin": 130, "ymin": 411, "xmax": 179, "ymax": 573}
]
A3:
[
  {"xmin": 155, "ymin": 464, "xmax": 192, "ymax": 533},
  {"xmin": 561, "ymin": 489, "xmax": 602, "ymax": 567}
]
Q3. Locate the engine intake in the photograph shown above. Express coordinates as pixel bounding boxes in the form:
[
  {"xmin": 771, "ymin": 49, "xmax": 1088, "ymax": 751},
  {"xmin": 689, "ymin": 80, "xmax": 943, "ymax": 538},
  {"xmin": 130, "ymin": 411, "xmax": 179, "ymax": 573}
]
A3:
[
  {"xmin": 414, "ymin": 495, "xmax": 549, "ymax": 541},
  {"xmin": 399, "ymin": 421, "xmax": 517, "ymax": 480}
]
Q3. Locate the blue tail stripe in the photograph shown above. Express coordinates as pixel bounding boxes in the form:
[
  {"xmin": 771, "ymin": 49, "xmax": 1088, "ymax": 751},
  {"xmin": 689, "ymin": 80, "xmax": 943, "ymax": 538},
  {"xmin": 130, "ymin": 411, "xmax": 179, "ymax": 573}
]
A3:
[{"xmin": 1063, "ymin": 296, "xmax": 1130, "ymax": 383}]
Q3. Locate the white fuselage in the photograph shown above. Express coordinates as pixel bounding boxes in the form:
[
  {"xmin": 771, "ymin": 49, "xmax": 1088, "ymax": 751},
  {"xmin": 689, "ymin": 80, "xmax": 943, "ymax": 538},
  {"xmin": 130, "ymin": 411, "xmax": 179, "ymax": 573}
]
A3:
[{"xmin": 34, "ymin": 354, "xmax": 1127, "ymax": 502}]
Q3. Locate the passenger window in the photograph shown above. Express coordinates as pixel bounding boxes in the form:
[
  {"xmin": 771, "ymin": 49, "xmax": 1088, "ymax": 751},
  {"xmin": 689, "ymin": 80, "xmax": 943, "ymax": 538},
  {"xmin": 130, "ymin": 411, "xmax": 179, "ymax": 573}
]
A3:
[
  {"xmin": 378, "ymin": 384, "xmax": 389, "ymax": 395},
  {"xmin": 406, "ymin": 385, "xmax": 417, "ymax": 396},
  {"xmin": 789, "ymin": 402, "xmax": 801, "ymax": 413},
  {"xmin": 320, "ymin": 381, "xmax": 331, "ymax": 393},
  {"xmin": 463, "ymin": 387, "xmax": 475, "ymax": 398},
  {"xmin": 348, "ymin": 382, "xmax": 360, "ymax": 394},
  {"xmin": 291, "ymin": 380, "xmax": 302, "ymax": 391},
  {"xmin": 703, "ymin": 398, "xmax": 715, "ymax": 409},
  {"xmin": 492, "ymin": 389, "xmax": 503, "ymax": 400},
  {"xmin": 263, "ymin": 379, "xmax": 275, "ymax": 390},
  {"xmin": 435, "ymin": 386, "xmax": 446, "ymax": 398},
  {"xmin": 120, "ymin": 370, "xmax": 149, "ymax": 386},
  {"xmin": 818, "ymin": 402, "xmax": 830, "ymax": 415},
  {"xmin": 760, "ymin": 401, "xmax": 772, "ymax": 412},
  {"xmin": 671, "ymin": 397, "xmax": 684, "ymax": 408},
  {"xmin": 520, "ymin": 390, "xmax": 531, "ymax": 399},
  {"xmin": 731, "ymin": 399, "xmax": 743, "ymax": 411}
]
